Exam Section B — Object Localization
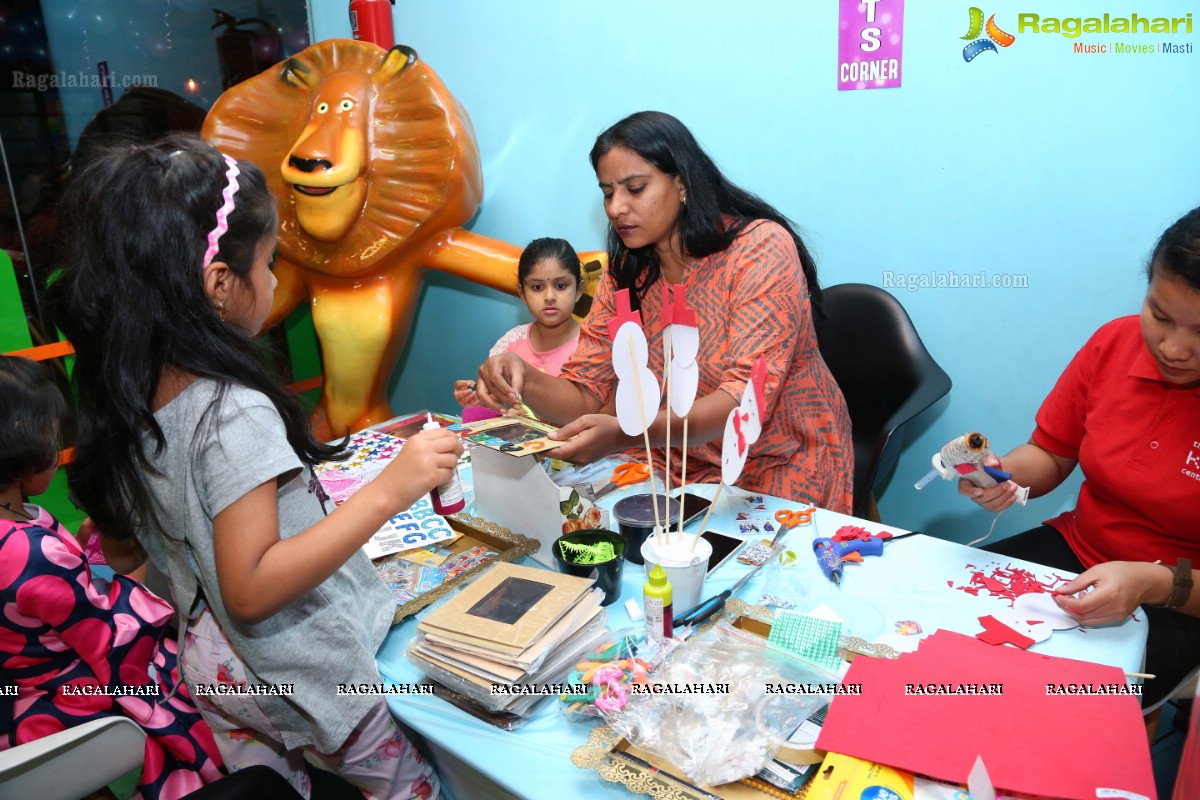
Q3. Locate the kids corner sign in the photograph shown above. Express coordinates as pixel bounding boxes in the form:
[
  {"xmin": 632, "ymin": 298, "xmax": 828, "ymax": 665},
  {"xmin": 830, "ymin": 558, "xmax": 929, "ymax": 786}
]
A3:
[{"xmin": 838, "ymin": 0, "xmax": 905, "ymax": 90}]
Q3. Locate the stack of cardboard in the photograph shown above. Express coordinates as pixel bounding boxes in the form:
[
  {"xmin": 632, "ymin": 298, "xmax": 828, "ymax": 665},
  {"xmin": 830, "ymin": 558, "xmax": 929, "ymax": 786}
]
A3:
[{"xmin": 408, "ymin": 562, "xmax": 610, "ymax": 719}]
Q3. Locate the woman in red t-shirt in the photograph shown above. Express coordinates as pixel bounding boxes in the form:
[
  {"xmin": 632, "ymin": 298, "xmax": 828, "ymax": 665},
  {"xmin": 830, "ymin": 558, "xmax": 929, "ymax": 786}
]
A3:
[{"xmin": 964, "ymin": 205, "xmax": 1200, "ymax": 709}]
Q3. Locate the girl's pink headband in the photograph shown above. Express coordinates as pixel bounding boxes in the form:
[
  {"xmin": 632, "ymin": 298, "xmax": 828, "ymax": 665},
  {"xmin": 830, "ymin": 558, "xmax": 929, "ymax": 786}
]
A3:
[{"xmin": 201, "ymin": 154, "xmax": 241, "ymax": 269}]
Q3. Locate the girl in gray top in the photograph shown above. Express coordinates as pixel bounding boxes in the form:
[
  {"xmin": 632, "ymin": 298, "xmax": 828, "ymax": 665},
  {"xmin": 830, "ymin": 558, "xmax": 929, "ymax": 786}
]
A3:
[{"xmin": 51, "ymin": 135, "xmax": 459, "ymax": 799}]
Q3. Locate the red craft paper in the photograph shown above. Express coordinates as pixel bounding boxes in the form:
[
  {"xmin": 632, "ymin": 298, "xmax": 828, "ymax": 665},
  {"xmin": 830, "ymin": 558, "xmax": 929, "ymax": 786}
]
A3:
[{"xmin": 816, "ymin": 630, "xmax": 1154, "ymax": 800}]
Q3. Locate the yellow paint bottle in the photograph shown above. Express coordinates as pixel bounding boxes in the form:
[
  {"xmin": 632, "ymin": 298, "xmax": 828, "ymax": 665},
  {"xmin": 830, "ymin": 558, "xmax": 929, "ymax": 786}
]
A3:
[{"xmin": 643, "ymin": 564, "xmax": 673, "ymax": 642}]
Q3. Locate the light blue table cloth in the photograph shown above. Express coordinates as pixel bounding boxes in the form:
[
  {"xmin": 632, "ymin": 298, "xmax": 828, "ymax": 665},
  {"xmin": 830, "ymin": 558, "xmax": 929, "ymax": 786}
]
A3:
[{"xmin": 375, "ymin": 479, "xmax": 1147, "ymax": 799}]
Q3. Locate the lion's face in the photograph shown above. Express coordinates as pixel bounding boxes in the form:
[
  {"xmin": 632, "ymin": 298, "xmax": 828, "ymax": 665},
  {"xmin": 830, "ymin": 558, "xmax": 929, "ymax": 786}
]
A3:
[
  {"xmin": 280, "ymin": 71, "xmax": 372, "ymax": 242},
  {"xmin": 203, "ymin": 41, "xmax": 483, "ymax": 276}
]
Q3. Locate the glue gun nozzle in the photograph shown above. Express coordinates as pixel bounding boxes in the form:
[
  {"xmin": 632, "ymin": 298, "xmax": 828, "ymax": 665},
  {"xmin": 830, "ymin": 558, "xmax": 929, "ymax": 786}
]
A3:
[{"xmin": 913, "ymin": 470, "xmax": 939, "ymax": 491}]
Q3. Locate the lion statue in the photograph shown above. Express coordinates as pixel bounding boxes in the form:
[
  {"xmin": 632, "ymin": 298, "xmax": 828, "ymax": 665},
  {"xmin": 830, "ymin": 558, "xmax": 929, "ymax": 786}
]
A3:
[{"xmin": 203, "ymin": 39, "xmax": 601, "ymax": 437}]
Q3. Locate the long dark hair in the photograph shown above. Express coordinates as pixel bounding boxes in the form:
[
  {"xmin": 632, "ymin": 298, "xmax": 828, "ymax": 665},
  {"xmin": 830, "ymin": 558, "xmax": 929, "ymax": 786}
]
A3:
[
  {"xmin": 49, "ymin": 134, "xmax": 341, "ymax": 540},
  {"xmin": 518, "ymin": 237, "xmax": 581, "ymax": 286},
  {"xmin": 589, "ymin": 110, "xmax": 823, "ymax": 314},
  {"xmin": 0, "ymin": 356, "xmax": 66, "ymax": 490},
  {"xmin": 1148, "ymin": 205, "xmax": 1200, "ymax": 290}
]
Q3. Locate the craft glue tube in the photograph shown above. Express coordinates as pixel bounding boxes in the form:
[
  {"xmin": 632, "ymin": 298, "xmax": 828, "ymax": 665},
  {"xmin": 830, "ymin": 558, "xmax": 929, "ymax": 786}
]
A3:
[
  {"xmin": 643, "ymin": 564, "xmax": 673, "ymax": 643},
  {"xmin": 423, "ymin": 414, "xmax": 465, "ymax": 515}
]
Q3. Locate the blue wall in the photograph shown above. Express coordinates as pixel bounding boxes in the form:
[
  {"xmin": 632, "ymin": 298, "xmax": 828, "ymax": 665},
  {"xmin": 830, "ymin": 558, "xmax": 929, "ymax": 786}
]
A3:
[{"xmin": 310, "ymin": 1, "xmax": 1200, "ymax": 543}]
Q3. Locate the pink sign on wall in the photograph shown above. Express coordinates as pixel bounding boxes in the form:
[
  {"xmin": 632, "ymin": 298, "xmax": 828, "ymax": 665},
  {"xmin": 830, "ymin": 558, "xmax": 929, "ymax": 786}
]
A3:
[{"xmin": 838, "ymin": 0, "xmax": 905, "ymax": 91}]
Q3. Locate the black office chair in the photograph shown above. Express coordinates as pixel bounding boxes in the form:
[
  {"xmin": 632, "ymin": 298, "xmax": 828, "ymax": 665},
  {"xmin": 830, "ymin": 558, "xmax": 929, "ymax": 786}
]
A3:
[{"xmin": 813, "ymin": 283, "xmax": 952, "ymax": 519}]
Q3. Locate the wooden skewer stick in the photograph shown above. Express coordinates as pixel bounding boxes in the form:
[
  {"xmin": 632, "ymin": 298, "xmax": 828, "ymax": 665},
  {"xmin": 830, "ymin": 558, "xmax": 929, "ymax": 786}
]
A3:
[
  {"xmin": 1125, "ymin": 672, "xmax": 1156, "ymax": 680},
  {"xmin": 627, "ymin": 337, "xmax": 663, "ymax": 546},
  {"xmin": 691, "ymin": 481, "xmax": 725, "ymax": 553},
  {"xmin": 677, "ymin": 416, "xmax": 689, "ymax": 544},
  {"xmin": 663, "ymin": 335, "xmax": 672, "ymax": 542}
]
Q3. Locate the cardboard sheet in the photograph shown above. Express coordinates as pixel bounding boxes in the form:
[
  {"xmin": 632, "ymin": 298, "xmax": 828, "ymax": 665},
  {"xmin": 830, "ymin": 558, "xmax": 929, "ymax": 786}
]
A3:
[{"xmin": 815, "ymin": 630, "xmax": 1154, "ymax": 800}]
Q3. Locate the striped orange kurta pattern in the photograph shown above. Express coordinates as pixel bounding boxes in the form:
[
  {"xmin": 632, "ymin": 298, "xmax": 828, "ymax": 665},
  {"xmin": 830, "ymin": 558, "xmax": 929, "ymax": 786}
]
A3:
[{"xmin": 560, "ymin": 220, "xmax": 854, "ymax": 512}]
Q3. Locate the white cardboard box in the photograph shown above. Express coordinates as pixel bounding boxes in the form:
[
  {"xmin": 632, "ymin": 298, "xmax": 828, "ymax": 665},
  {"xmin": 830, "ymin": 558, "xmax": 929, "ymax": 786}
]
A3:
[{"xmin": 472, "ymin": 446, "xmax": 610, "ymax": 568}]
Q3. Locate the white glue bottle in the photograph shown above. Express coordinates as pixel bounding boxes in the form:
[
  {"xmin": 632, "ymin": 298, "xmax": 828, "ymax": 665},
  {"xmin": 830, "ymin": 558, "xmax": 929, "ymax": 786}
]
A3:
[{"xmin": 423, "ymin": 414, "xmax": 465, "ymax": 515}]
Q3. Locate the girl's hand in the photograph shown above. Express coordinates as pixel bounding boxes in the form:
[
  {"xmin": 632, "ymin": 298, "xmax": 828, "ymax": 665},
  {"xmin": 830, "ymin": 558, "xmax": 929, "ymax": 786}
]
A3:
[
  {"xmin": 1053, "ymin": 561, "xmax": 1173, "ymax": 626},
  {"xmin": 379, "ymin": 428, "xmax": 464, "ymax": 507},
  {"xmin": 454, "ymin": 379, "xmax": 478, "ymax": 408},
  {"xmin": 548, "ymin": 413, "xmax": 631, "ymax": 464},
  {"xmin": 476, "ymin": 353, "xmax": 526, "ymax": 412},
  {"xmin": 957, "ymin": 453, "xmax": 1019, "ymax": 512}
]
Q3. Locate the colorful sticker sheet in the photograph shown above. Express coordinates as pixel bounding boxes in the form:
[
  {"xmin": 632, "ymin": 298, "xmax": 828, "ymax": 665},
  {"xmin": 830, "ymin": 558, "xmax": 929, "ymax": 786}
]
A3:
[
  {"xmin": 371, "ymin": 545, "xmax": 500, "ymax": 609},
  {"xmin": 314, "ymin": 430, "xmax": 460, "ymax": 559}
]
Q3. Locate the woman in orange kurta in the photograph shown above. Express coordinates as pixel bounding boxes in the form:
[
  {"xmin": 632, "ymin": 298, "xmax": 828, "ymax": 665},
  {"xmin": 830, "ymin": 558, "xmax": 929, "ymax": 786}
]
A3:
[{"xmin": 476, "ymin": 111, "xmax": 852, "ymax": 511}]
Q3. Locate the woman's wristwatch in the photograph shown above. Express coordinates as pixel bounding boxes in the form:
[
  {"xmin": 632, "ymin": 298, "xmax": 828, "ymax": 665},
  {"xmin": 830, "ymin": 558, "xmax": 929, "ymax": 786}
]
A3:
[{"xmin": 1162, "ymin": 558, "xmax": 1193, "ymax": 610}]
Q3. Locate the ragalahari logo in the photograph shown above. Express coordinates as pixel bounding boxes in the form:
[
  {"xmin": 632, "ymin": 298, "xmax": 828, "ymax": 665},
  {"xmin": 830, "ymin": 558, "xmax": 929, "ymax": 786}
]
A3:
[{"xmin": 961, "ymin": 7, "xmax": 1016, "ymax": 61}]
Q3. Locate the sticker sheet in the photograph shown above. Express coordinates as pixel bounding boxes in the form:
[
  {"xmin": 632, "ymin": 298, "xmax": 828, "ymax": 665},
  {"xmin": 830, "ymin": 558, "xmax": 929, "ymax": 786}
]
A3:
[{"xmin": 315, "ymin": 429, "xmax": 460, "ymax": 559}]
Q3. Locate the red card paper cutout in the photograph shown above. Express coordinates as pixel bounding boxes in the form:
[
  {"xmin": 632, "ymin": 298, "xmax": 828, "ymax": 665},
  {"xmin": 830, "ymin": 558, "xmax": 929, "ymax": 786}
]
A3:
[
  {"xmin": 607, "ymin": 288, "xmax": 642, "ymax": 342},
  {"xmin": 748, "ymin": 357, "xmax": 767, "ymax": 423},
  {"xmin": 663, "ymin": 283, "xmax": 698, "ymax": 329},
  {"xmin": 816, "ymin": 630, "xmax": 1154, "ymax": 800},
  {"xmin": 976, "ymin": 615, "xmax": 1035, "ymax": 649},
  {"xmin": 952, "ymin": 563, "xmax": 1070, "ymax": 603}
]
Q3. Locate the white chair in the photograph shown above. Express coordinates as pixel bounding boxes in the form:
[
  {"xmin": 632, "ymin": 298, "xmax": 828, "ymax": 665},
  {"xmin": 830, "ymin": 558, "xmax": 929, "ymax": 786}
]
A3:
[{"xmin": 0, "ymin": 716, "xmax": 146, "ymax": 800}]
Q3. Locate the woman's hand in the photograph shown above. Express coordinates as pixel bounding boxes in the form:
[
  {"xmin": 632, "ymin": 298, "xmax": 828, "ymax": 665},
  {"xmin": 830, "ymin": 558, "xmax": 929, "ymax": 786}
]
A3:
[
  {"xmin": 957, "ymin": 453, "xmax": 1021, "ymax": 512},
  {"xmin": 453, "ymin": 379, "xmax": 478, "ymax": 408},
  {"xmin": 379, "ymin": 428, "xmax": 464, "ymax": 508},
  {"xmin": 1053, "ymin": 561, "xmax": 1174, "ymax": 626},
  {"xmin": 548, "ymin": 413, "xmax": 632, "ymax": 464},
  {"xmin": 476, "ymin": 353, "xmax": 527, "ymax": 412}
]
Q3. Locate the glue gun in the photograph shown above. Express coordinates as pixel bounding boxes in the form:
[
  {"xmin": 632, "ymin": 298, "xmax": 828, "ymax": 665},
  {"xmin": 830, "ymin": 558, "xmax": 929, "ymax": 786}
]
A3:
[
  {"xmin": 914, "ymin": 432, "xmax": 1030, "ymax": 505},
  {"xmin": 812, "ymin": 537, "xmax": 883, "ymax": 584}
]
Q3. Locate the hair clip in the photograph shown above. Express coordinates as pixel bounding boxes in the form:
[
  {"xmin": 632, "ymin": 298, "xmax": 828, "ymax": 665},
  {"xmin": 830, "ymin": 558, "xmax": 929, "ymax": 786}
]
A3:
[{"xmin": 202, "ymin": 154, "xmax": 241, "ymax": 269}]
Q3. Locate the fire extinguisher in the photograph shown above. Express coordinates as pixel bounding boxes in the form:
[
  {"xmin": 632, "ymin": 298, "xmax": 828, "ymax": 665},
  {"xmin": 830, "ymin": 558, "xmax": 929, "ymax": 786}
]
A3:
[{"xmin": 350, "ymin": 0, "xmax": 396, "ymax": 50}]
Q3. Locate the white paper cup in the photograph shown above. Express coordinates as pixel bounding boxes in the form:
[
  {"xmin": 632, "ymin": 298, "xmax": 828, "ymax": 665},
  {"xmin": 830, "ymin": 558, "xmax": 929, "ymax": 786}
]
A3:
[{"xmin": 641, "ymin": 533, "xmax": 712, "ymax": 613}]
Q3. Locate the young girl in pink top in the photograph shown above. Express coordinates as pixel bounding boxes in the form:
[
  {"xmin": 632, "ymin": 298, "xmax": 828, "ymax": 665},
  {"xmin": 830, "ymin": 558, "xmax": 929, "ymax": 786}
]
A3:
[{"xmin": 455, "ymin": 238, "xmax": 583, "ymax": 413}]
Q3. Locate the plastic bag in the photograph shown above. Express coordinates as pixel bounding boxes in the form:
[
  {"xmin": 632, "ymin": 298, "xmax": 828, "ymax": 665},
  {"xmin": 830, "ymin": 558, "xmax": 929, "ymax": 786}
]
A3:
[
  {"xmin": 605, "ymin": 620, "xmax": 837, "ymax": 787},
  {"xmin": 557, "ymin": 629, "xmax": 682, "ymax": 722},
  {"xmin": 758, "ymin": 536, "xmax": 810, "ymax": 610}
]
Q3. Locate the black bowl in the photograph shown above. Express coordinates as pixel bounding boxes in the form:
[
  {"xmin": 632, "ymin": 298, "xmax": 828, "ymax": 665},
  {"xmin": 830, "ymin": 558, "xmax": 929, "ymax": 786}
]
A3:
[
  {"xmin": 612, "ymin": 494, "xmax": 680, "ymax": 566},
  {"xmin": 552, "ymin": 529, "xmax": 625, "ymax": 606}
]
